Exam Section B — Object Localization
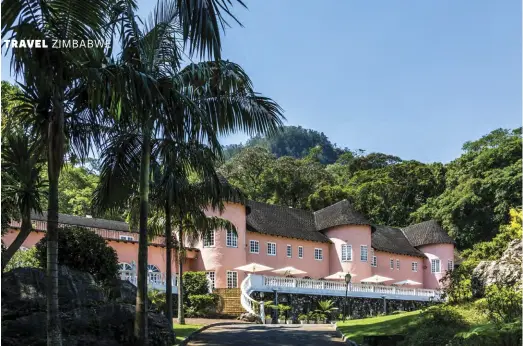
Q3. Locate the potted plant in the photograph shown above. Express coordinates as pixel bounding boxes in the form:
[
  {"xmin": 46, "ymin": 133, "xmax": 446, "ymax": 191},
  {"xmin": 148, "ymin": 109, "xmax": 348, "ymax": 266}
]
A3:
[
  {"xmin": 315, "ymin": 312, "xmax": 327, "ymax": 324},
  {"xmin": 277, "ymin": 304, "xmax": 291, "ymax": 324},
  {"xmin": 315, "ymin": 300, "xmax": 338, "ymax": 324},
  {"xmin": 307, "ymin": 311, "xmax": 316, "ymax": 324},
  {"xmin": 298, "ymin": 314, "xmax": 308, "ymax": 324}
]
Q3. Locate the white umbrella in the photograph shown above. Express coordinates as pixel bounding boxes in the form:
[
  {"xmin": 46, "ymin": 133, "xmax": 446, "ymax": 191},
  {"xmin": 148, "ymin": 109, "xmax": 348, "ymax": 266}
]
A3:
[
  {"xmin": 234, "ymin": 263, "xmax": 274, "ymax": 273},
  {"xmin": 272, "ymin": 266, "xmax": 307, "ymax": 276},
  {"xmin": 360, "ymin": 275, "xmax": 394, "ymax": 284},
  {"xmin": 393, "ymin": 279, "xmax": 422, "ymax": 286},
  {"xmin": 324, "ymin": 271, "xmax": 358, "ymax": 280}
]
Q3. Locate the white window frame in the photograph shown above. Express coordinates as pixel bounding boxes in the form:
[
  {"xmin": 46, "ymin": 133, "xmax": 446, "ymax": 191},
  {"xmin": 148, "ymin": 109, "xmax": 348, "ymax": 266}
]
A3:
[
  {"xmin": 226, "ymin": 229, "xmax": 238, "ymax": 248},
  {"xmin": 396, "ymin": 259, "xmax": 400, "ymax": 270},
  {"xmin": 412, "ymin": 262, "xmax": 418, "ymax": 272},
  {"xmin": 298, "ymin": 246, "xmax": 303, "ymax": 259},
  {"xmin": 371, "ymin": 249, "xmax": 377, "ymax": 267},
  {"xmin": 267, "ymin": 242, "xmax": 276, "ymax": 256},
  {"xmin": 203, "ymin": 230, "xmax": 215, "ymax": 247},
  {"xmin": 314, "ymin": 248, "xmax": 323, "ymax": 261},
  {"xmin": 390, "ymin": 259, "xmax": 394, "ymax": 269},
  {"xmin": 226, "ymin": 271, "xmax": 238, "ymax": 288},
  {"xmin": 249, "ymin": 240, "xmax": 259, "ymax": 254},
  {"xmin": 119, "ymin": 235, "xmax": 134, "ymax": 241},
  {"xmin": 206, "ymin": 271, "xmax": 216, "ymax": 290},
  {"xmin": 431, "ymin": 259, "xmax": 441, "ymax": 273},
  {"xmin": 447, "ymin": 259, "xmax": 454, "ymax": 271},
  {"xmin": 360, "ymin": 245, "xmax": 368, "ymax": 262},
  {"xmin": 286, "ymin": 244, "xmax": 292, "ymax": 258},
  {"xmin": 341, "ymin": 244, "xmax": 352, "ymax": 262}
]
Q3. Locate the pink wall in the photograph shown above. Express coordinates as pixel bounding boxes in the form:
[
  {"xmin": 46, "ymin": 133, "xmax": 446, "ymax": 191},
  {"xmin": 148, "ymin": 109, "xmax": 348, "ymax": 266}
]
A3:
[
  {"xmin": 372, "ymin": 251, "xmax": 424, "ymax": 285},
  {"xmin": 245, "ymin": 232, "xmax": 330, "ymax": 279},
  {"xmin": 2, "ymin": 229, "xmax": 45, "ymax": 248},
  {"xmin": 418, "ymin": 243, "xmax": 454, "ymax": 289},
  {"xmin": 324, "ymin": 225, "xmax": 372, "ymax": 283},
  {"xmin": 190, "ymin": 203, "xmax": 248, "ymax": 288}
]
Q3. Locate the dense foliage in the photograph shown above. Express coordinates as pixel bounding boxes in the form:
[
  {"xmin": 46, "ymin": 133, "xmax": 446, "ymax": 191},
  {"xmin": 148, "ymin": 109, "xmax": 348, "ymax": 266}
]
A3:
[
  {"xmin": 4, "ymin": 247, "xmax": 39, "ymax": 272},
  {"xmin": 34, "ymin": 227, "xmax": 119, "ymax": 285}
]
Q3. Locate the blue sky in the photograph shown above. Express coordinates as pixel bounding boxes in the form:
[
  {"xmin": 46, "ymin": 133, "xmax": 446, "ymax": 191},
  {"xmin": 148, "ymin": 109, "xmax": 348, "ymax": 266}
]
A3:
[{"xmin": 2, "ymin": 0, "xmax": 520, "ymax": 163}]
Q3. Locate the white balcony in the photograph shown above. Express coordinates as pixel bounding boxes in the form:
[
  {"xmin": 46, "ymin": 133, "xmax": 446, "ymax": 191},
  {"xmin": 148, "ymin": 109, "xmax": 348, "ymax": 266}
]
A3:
[
  {"xmin": 245, "ymin": 274, "xmax": 441, "ymax": 302},
  {"xmin": 122, "ymin": 273, "xmax": 178, "ymax": 293}
]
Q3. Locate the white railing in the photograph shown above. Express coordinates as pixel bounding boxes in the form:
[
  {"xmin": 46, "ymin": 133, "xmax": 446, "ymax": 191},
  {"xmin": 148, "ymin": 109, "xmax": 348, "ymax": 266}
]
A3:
[
  {"xmin": 255, "ymin": 275, "xmax": 441, "ymax": 301},
  {"xmin": 124, "ymin": 274, "xmax": 178, "ymax": 293},
  {"xmin": 240, "ymin": 274, "xmax": 259, "ymax": 316}
]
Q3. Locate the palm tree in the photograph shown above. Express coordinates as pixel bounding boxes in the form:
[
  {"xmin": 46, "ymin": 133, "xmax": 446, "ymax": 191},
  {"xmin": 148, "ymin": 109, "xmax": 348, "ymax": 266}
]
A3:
[
  {"xmin": 1, "ymin": 132, "xmax": 47, "ymax": 271},
  {"xmin": 95, "ymin": 1, "xmax": 283, "ymax": 342},
  {"xmin": 2, "ymin": 1, "xmax": 114, "ymax": 341}
]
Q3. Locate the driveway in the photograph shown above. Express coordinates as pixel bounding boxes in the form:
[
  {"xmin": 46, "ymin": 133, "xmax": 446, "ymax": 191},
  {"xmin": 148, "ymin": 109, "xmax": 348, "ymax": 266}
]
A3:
[{"xmin": 187, "ymin": 323, "xmax": 345, "ymax": 345}]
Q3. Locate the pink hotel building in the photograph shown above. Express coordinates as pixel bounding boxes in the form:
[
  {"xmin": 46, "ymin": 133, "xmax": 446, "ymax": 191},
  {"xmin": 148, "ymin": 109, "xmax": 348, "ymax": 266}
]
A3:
[{"xmin": 3, "ymin": 199, "xmax": 455, "ymax": 307}]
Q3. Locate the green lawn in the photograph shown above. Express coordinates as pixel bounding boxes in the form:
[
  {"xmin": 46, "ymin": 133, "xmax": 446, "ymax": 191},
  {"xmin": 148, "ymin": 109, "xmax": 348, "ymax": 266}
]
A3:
[
  {"xmin": 173, "ymin": 323, "xmax": 203, "ymax": 345},
  {"xmin": 336, "ymin": 311, "xmax": 421, "ymax": 344}
]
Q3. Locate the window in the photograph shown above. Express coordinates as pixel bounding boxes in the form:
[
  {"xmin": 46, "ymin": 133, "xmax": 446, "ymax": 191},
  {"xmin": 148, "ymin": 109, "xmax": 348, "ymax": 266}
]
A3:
[
  {"xmin": 147, "ymin": 264, "xmax": 162, "ymax": 284},
  {"xmin": 119, "ymin": 235, "xmax": 134, "ymax": 241},
  {"xmin": 341, "ymin": 244, "xmax": 352, "ymax": 262},
  {"xmin": 371, "ymin": 249, "xmax": 377, "ymax": 267},
  {"xmin": 431, "ymin": 259, "xmax": 441, "ymax": 273},
  {"xmin": 267, "ymin": 242, "xmax": 276, "ymax": 256},
  {"xmin": 360, "ymin": 245, "xmax": 368, "ymax": 262},
  {"xmin": 412, "ymin": 262, "xmax": 418, "ymax": 272},
  {"xmin": 390, "ymin": 259, "xmax": 394, "ymax": 269},
  {"xmin": 314, "ymin": 248, "xmax": 323, "ymax": 260},
  {"xmin": 298, "ymin": 246, "xmax": 304, "ymax": 259},
  {"xmin": 226, "ymin": 229, "xmax": 238, "ymax": 248},
  {"xmin": 447, "ymin": 260, "xmax": 454, "ymax": 271},
  {"xmin": 206, "ymin": 271, "xmax": 216, "ymax": 290},
  {"xmin": 226, "ymin": 271, "xmax": 238, "ymax": 288},
  {"xmin": 396, "ymin": 259, "xmax": 400, "ymax": 270},
  {"xmin": 250, "ymin": 240, "xmax": 259, "ymax": 254},
  {"xmin": 203, "ymin": 230, "xmax": 215, "ymax": 247},
  {"xmin": 286, "ymin": 245, "xmax": 292, "ymax": 258},
  {"xmin": 118, "ymin": 262, "xmax": 133, "ymax": 280}
]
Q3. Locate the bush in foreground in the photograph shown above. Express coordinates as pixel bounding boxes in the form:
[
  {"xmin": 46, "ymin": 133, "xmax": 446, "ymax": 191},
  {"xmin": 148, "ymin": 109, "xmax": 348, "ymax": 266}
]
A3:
[{"xmin": 35, "ymin": 226, "xmax": 119, "ymax": 285}]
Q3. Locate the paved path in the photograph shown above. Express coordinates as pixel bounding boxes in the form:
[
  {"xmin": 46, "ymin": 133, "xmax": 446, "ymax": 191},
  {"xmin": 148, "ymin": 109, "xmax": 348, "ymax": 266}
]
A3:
[{"xmin": 187, "ymin": 324, "xmax": 345, "ymax": 345}]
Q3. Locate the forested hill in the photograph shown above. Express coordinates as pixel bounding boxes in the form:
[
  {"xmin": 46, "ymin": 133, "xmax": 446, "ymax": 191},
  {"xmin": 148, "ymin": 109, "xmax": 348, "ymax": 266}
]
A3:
[
  {"xmin": 223, "ymin": 125, "xmax": 354, "ymax": 163},
  {"xmin": 219, "ymin": 127, "xmax": 522, "ymax": 250}
]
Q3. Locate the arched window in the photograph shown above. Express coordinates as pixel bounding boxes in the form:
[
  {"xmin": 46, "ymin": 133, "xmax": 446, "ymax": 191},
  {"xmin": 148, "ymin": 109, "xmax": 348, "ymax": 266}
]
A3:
[
  {"xmin": 147, "ymin": 264, "xmax": 162, "ymax": 284},
  {"xmin": 118, "ymin": 262, "xmax": 133, "ymax": 280}
]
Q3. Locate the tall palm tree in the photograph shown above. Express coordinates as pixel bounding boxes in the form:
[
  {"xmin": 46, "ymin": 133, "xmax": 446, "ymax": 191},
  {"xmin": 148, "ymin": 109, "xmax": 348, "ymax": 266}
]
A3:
[
  {"xmin": 1, "ymin": 132, "xmax": 47, "ymax": 272},
  {"xmin": 96, "ymin": 2, "xmax": 283, "ymax": 342},
  {"xmin": 2, "ymin": 1, "xmax": 113, "ymax": 342}
]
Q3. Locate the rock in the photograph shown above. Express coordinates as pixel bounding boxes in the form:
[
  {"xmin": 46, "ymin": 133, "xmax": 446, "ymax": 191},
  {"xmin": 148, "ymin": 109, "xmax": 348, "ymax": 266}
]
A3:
[
  {"xmin": 237, "ymin": 312, "xmax": 261, "ymax": 323},
  {"xmin": 2, "ymin": 266, "xmax": 174, "ymax": 346},
  {"xmin": 106, "ymin": 278, "xmax": 139, "ymax": 304},
  {"xmin": 472, "ymin": 240, "xmax": 522, "ymax": 297}
]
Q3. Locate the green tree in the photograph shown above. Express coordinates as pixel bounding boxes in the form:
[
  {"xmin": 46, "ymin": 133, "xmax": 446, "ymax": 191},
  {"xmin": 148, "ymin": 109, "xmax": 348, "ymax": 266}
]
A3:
[
  {"xmin": 1, "ymin": 133, "xmax": 47, "ymax": 271},
  {"xmin": 3, "ymin": 0, "xmax": 113, "ymax": 342},
  {"xmin": 413, "ymin": 128, "xmax": 522, "ymax": 249}
]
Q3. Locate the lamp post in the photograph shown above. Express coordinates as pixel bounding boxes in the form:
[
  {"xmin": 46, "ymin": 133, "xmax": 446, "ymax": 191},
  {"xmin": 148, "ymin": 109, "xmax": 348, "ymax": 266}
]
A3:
[{"xmin": 343, "ymin": 273, "xmax": 352, "ymax": 321}]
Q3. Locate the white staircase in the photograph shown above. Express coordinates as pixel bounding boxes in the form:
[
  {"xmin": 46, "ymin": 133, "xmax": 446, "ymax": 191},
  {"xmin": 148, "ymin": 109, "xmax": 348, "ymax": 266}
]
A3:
[{"xmin": 240, "ymin": 274, "xmax": 260, "ymax": 317}]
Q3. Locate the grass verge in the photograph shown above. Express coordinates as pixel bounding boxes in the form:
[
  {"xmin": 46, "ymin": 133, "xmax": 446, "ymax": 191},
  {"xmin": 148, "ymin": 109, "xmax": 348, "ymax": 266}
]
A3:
[
  {"xmin": 173, "ymin": 323, "xmax": 203, "ymax": 345},
  {"xmin": 336, "ymin": 310, "xmax": 421, "ymax": 344}
]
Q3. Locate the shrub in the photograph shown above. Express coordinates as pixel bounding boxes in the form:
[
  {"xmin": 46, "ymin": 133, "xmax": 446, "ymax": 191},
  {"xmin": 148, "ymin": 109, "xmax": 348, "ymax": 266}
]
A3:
[
  {"xmin": 186, "ymin": 294, "xmax": 219, "ymax": 317},
  {"xmin": 148, "ymin": 289, "xmax": 167, "ymax": 312},
  {"xmin": 4, "ymin": 247, "xmax": 40, "ymax": 272},
  {"xmin": 484, "ymin": 284, "xmax": 522, "ymax": 323},
  {"xmin": 182, "ymin": 271, "xmax": 209, "ymax": 303},
  {"xmin": 449, "ymin": 322, "xmax": 522, "ymax": 346},
  {"xmin": 35, "ymin": 226, "xmax": 119, "ymax": 285},
  {"xmin": 400, "ymin": 306, "xmax": 469, "ymax": 346}
]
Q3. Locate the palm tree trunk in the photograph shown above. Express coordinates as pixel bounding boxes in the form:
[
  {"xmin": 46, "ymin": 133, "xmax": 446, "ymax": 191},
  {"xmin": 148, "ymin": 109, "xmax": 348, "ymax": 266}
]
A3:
[
  {"xmin": 177, "ymin": 213, "xmax": 185, "ymax": 325},
  {"xmin": 135, "ymin": 132, "xmax": 151, "ymax": 345},
  {"xmin": 47, "ymin": 101, "xmax": 65, "ymax": 346},
  {"xmin": 164, "ymin": 198, "xmax": 174, "ymax": 330},
  {"xmin": 2, "ymin": 213, "xmax": 32, "ymax": 272}
]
